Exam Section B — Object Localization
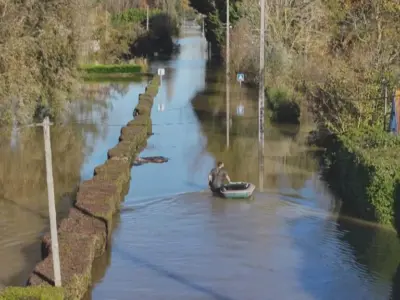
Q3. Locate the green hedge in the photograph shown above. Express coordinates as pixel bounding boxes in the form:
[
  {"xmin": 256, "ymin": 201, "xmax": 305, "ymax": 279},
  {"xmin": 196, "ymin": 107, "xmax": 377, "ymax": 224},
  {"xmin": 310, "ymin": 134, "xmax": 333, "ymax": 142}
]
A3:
[
  {"xmin": 322, "ymin": 127, "xmax": 400, "ymax": 229},
  {"xmin": 112, "ymin": 8, "xmax": 162, "ymax": 24},
  {"xmin": 0, "ymin": 286, "xmax": 64, "ymax": 300},
  {"xmin": 265, "ymin": 87, "xmax": 300, "ymax": 124},
  {"xmin": 79, "ymin": 64, "xmax": 142, "ymax": 74}
]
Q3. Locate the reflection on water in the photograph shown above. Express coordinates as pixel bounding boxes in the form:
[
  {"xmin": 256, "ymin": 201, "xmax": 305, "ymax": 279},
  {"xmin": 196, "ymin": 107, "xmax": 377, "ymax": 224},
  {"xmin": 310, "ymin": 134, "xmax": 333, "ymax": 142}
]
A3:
[
  {"xmin": 87, "ymin": 34, "xmax": 400, "ymax": 300},
  {"xmin": 0, "ymin": 79, "xmax": 148, "ymax": 288}
]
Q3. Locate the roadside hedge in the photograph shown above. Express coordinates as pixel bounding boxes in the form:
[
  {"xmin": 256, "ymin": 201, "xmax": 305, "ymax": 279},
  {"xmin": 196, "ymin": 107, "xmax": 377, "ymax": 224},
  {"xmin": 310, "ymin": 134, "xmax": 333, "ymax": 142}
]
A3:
[
  {"xmin": 322, "ymin": 126, "xmax": 400, "ymax": 230},
  {"xmin": 79, "ymin": 64, "xmax": 142, "ymax": 74}
]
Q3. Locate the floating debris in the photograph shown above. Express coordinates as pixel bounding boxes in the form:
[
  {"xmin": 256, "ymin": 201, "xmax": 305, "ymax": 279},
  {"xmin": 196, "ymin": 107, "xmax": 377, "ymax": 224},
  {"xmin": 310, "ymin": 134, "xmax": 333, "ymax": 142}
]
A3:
[{"xmin": 133, "ymin": 156, "xmax": 169, "ymax": 166}]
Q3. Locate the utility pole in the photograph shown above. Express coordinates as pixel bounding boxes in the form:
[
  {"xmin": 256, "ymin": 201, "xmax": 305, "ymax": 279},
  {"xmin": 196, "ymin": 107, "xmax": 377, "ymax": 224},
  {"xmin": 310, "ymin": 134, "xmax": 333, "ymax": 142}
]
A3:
[
  {"xmin": 202, "ymin": 16, "xmax": 205, "ymax": 37},
  {"xmin": 105, "ymin": 3, "xmax": 108, "ymax": 43},
  {"xmin": 226, "ymin": 0, "xmax": 230, "ymax": 148},
  {"xmin": 43, "ymin": 116, "xmax": 62, "ymax": 287},
  {"xmin": 146, "ymin": 4, "xmax": 149, "ymax": 31},
  {"xmin": 383, "ymin": 79, "xmax": 388, "ymax": 131},
  {"xmin": 258, "ymin": 0, "xmax": 266, "ymax": 191}
]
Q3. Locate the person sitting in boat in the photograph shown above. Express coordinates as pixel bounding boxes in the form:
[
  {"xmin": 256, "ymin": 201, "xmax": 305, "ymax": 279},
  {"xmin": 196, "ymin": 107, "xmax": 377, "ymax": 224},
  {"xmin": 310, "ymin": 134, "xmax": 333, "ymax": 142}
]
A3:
[{"xmin": 208, "ymin": 161, "xmax": 231, "ymax": 193}]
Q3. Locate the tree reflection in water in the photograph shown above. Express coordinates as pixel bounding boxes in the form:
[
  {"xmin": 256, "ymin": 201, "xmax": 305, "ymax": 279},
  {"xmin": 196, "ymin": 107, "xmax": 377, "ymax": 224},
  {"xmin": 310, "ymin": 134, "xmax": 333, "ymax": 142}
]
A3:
[
  {"xmin": 0, "ymin": 81, "xmax": 131, "ymax": 287},
  {"xmin": 191, "ymin": 67, "xmax": 317, "ymax": 193}
]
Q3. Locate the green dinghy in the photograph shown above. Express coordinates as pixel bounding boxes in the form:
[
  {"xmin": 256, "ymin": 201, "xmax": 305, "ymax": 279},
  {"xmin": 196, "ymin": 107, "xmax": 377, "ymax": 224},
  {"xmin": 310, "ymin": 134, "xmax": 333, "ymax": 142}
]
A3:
[{"xmin": 218, "ymin": 182, "xmax": 256, "ymax": 199}]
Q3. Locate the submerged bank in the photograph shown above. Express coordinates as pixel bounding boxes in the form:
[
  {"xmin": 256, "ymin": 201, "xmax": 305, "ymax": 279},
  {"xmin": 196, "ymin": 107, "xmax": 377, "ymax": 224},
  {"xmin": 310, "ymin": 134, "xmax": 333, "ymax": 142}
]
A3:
[{"xmin": 0, "ymin": 77, "xmax": 161, "ymax": 299}]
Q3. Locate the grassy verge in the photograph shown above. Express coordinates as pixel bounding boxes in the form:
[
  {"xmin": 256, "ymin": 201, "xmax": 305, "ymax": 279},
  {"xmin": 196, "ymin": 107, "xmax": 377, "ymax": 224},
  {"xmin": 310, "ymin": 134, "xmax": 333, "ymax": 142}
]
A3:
[
  {"xmin": 321, "ymin": 126, "xmax": 400, "ymax": 231},
  {"xmin": 79, "ymin": 64, "xmax": 143, "ymax": 74},
  {"xmin": 81, "ymin": 73, "xmax": 152, "ymax": 82},
  {"xmin": 0, "ymin": 286, "xmax": 64, "ymax": 300},
  {"xmin": 79, "ymin": 61, "xmax": 153, "ymax": 81}
]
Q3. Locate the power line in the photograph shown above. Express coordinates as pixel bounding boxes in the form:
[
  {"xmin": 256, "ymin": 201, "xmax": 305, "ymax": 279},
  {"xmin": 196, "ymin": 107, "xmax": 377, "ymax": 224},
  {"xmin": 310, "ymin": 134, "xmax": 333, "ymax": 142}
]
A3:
[{"xmin": 0, "ymin": 115, "xmax": 264, "ymax": 132}]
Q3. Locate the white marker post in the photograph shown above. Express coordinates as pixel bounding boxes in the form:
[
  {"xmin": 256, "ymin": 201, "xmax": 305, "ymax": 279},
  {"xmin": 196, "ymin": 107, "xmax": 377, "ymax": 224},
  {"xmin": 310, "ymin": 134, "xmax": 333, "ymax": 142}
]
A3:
[
  {"xmin": 43, "ymin": 116, "xmax": 62, "ymax": 286},
  {"xmin": 236, "ymin": 73, "xmax": 245, "ymax": 116},
  {"xmin": 157, "ymin": 68, "xmax": 165, "ymax": 86},
  {"xmin": 237, "ymin": 103, "xmax": 244, "ymax": 116},
  {"xmin": 237, "ymin": 73, "xmax": 245, "ymax": 88}
]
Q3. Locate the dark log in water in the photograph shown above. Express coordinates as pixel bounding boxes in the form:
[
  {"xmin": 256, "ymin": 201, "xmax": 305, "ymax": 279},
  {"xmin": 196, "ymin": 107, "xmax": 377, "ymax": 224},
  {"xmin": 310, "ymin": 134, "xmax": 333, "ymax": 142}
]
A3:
[{"xmin": 133, "ymin": 156, "xmax": 169, "ymax": 166}]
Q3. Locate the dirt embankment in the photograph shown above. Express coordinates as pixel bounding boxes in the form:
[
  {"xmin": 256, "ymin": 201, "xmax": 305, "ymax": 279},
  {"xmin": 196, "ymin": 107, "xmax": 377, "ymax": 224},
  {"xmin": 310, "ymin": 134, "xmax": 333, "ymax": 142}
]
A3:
[{"xmin": 0, "ymin": 76, "xmax": 160, "ymax": 300}]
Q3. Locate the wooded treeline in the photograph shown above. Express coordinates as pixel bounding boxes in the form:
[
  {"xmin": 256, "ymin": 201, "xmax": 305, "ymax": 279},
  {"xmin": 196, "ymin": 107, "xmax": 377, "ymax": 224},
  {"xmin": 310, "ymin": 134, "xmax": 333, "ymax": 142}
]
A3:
[
  {"xmin": 192, "ymin": 0, "xmax": 400, "ymax": 132},
  {"xmin": 0, "ymin": 0, "xmax": 190, "ymax": 125}
]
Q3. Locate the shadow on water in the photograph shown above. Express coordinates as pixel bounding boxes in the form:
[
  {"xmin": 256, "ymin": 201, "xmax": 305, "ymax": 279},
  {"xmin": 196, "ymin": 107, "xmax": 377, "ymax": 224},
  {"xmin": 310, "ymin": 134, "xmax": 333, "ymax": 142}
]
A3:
[
  {"xmin": 191, "ymin": 66, "xmax": 315, "ymax": 192},
  {"xmin": 110, "ymin": 245, "xmax": 235, "ymax": 300},
  {"xmin": 391, "ymin": 264, "xmax": 400, "ymax": 300},
  {"xmin": 82, "ymin": 212, "xmax": 122, "ymax": 300},
  {"xmin": 337, "ymin": 214, "xmax": 400, "ymax": 283},
  {"xmin": 0, "ymin": 80, "xmax": 147, "ymax": 288},
  {"xmin": 285, "ymin": 205, "xmax": 400, "ymax": 300}
]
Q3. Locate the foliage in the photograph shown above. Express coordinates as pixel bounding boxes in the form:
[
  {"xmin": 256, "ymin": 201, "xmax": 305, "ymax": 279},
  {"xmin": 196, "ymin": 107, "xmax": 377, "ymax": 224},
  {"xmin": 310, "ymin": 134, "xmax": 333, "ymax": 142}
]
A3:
[
  {"xmin": 79, "ymin": 64, "xmax": 143, "ymax": 74},
  {"xmin": 0, "ymin": 286, "xmax": 64, "ymax": 300},
  {"xmin": 112, "ymin": 8, "xmax": 162, "ymax": 24},
  {"xmin": 321, "ymin": 126, "xmax": 400, "ymax": 229},
  {"xmin": 0, "ymin": 0, "xmax": 180, "ymax": 124},
  {"xmin": 129, "ymin": 13, "xmax": 180, "ymax": 58},
  {"xmin": 226, "ymin": 0, "xmax": 400, "ymax": 129},
  {"xmin": 0, "ymin": 0, "xmax": 91, "ymax": 124},
  {"xmin": 266, "ymin": 87, "xmax": 300, "ymax": 124},
  {"xmin": 189, "ymin": 0, "xmax": 241, "ymax": 59}
]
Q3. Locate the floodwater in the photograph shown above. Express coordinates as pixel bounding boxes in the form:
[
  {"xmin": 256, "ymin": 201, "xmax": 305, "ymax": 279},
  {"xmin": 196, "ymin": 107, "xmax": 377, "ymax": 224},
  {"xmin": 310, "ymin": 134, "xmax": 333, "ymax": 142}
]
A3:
[
  {"xmin": 0, "ymin": 79, "xmax": 150, "ymax": 288},
  {"xmin": 85, "ymin": 33, "xmax": 400, "ymax": 299}
]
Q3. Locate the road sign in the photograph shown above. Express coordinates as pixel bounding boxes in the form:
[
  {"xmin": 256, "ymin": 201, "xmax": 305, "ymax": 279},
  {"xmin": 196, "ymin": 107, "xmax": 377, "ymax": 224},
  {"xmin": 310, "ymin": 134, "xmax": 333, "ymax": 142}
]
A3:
[
  {"xmin": 157, "ymin": 68, "xmax": 165, "ymax": 76},
  {"xmin": 237, "ymin": 73, "xmax": 245, "ymax": 82},
  {"xmin": 237, "ymin": 104, "xmax": 244, "ymax": 116}
]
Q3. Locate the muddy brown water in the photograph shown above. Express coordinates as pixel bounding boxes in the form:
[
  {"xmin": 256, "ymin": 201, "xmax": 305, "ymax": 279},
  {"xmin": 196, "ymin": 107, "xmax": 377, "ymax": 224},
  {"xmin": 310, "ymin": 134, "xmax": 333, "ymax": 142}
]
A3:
[
  {"xmin": 0, "ymin": 80, "xmax": 150, "ymax": 288},
  {"xmin": 1, "ymin": 32, "xmax": 400, "ymax": 300}
]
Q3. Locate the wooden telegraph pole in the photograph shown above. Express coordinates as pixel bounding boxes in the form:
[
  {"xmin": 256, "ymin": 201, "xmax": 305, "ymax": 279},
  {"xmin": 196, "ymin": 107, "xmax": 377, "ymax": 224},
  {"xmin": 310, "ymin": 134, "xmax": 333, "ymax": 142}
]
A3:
[
  {"xmin": 383, "ymin": 79, "xmax": 388, "ymax": 131},
  {"xmin": 258, "ymin": 0, "xmax": 266, "ymax": 191},
  {"xmin": 42, "ymin": 116, "xmax": 62, "ymax": 287},
  {"xmin": 226, "ymin": 0, "xmax": 230, "ymax": 148},
  {"xmin": 146, "ymin": 4, "xmax": 149, "ymax": 31}
]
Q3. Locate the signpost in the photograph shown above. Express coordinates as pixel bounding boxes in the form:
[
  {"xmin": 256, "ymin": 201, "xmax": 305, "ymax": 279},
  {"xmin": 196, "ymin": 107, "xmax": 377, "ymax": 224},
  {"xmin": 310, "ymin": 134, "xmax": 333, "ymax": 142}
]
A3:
[
  {"xmin": 236, "ymin": 73, "xmax": 245, "ymax": 116},
  {"xmin": 237, "ymin": 103, "xmax": 244, "ymax": 116},
  {"xmin": 237, "ymin": 73, "xmax": 245, "ymax": 87},
  {"xmin": 157, "ymin": 68, "xmax": 165, "ymax": 85}
]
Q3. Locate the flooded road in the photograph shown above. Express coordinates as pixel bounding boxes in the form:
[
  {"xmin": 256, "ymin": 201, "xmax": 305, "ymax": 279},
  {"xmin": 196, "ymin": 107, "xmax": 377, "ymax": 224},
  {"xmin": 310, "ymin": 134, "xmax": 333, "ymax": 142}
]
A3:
[
  {"xmin": 0, "ymin": 79, "xmax": 149, "ymax": 288},
  {"xmin": 87, "ymin": 34, "xmax": 400, "ymax": 299}
]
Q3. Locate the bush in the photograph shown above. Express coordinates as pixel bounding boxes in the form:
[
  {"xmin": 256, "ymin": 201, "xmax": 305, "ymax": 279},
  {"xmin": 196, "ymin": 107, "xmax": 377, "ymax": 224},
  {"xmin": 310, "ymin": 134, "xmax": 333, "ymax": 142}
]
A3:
[
  {"xmin": 129, "ymin": 13, "xmax": 179, "ymax": 58},
  {"xmin": 79, "ymin": 64, "xmax": 142, "ymax": 74},
  {"xmin": 322, "ymin": 127, "xmax": 400, "ymax": 229},
  {"xmin": 111, "ymin": 8, "xmax": 162, "ymax": 24},
  {"xmin": 266, "ymin": 87, "xmax": 300, "ymax": 124}
]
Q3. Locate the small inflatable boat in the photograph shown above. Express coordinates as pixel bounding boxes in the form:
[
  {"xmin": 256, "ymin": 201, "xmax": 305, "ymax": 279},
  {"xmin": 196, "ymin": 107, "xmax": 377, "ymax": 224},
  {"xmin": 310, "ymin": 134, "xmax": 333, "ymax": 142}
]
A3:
[{"xmin": 217, "ymin": 182, "xmax": 255, "ymax": 199}]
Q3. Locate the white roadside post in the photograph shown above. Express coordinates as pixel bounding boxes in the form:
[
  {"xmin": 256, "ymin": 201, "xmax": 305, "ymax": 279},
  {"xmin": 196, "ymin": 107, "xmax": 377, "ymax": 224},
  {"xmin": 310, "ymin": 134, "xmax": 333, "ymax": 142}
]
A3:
[
  {"xmin": 236, "ymin": 73, "xmax": 245, "ymax": 116},
  {"xmin": 42, "ymin": 116, "xmax": 62, "ymax": 286},
  {"xmin": 157, "ymin": 67, "xmax": 165, "ymax": 86},
  {"xmin": 237, "ymin": 73, "xmax": 244, "ymax": 88},
  {"xmin": 157, "ymin": 68, "xmax": 166, "ymax": 110}
]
